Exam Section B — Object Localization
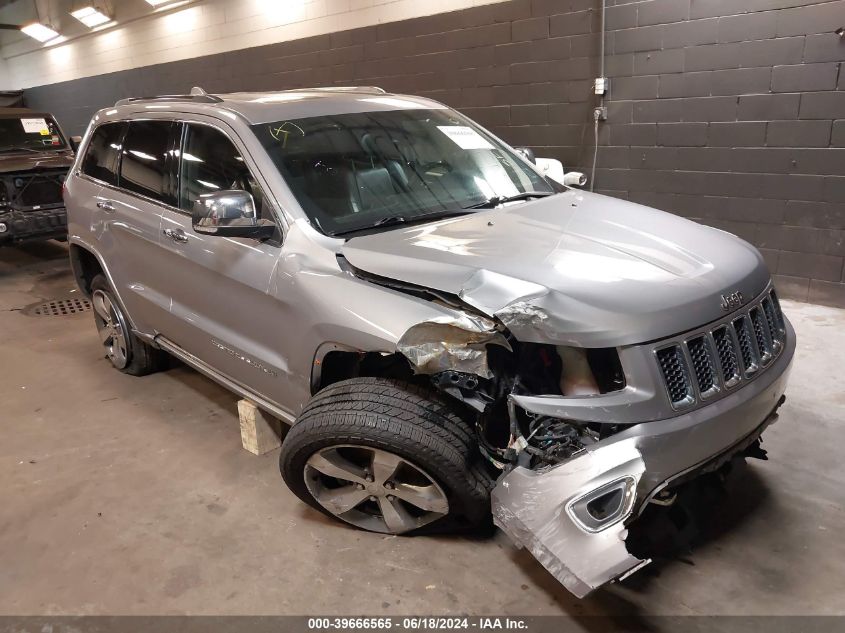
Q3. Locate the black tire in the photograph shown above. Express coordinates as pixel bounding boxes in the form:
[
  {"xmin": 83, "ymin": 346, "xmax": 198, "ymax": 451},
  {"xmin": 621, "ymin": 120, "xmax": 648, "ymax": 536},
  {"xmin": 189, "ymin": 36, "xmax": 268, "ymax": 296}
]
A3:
[
  {"xmin": 280, "ymin": 377, "xmax": 493, "ymax": 535},
  {"xmin": 90, "ymin": 274, "xmax": 168, "ymax": 376}
]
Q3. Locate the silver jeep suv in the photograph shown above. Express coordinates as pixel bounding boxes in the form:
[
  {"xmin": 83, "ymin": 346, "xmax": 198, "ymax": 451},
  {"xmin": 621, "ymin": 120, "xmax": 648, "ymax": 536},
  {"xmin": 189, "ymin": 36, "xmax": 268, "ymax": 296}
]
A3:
[{"xmin": 64, "ymin": 87, "xmax": 794, "ymax": 597}]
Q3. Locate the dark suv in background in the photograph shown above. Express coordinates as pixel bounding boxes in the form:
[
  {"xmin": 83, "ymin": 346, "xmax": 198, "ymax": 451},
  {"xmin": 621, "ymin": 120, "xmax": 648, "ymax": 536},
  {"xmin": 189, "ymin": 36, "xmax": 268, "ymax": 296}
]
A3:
[{"xmin": 0, "ymin": 107, "xmax": 74, "ymax": 245}]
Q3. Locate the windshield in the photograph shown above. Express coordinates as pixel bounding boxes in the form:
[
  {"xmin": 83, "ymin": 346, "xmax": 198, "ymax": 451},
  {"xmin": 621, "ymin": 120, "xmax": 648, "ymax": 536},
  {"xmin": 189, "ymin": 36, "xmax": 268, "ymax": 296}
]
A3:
[
  {"xmin": 0, "ymin": 115, "xmax": 66, "ymax": 152},
  {"xmin": 252, "ymin": 108, "xmax": 559, "ymax": 235}
]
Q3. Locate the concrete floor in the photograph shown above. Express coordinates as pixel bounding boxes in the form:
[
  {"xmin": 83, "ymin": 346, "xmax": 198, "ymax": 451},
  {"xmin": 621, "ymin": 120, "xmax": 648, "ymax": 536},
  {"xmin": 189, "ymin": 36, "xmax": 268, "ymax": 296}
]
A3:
[{"xmin": 1, "ymin": 240, "xmax": 843, "ymax": 618}]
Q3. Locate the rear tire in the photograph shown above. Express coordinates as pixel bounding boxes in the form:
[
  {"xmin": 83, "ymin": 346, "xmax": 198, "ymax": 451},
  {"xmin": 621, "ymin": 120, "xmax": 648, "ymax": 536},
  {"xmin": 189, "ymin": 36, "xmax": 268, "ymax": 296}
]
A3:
[
  {"xmin": 90, "ymin": 274, "xmax": 168, "ymax": 376},
  {"xmin": 280, "ymin": 377, "xmax": 493, "ymax": 535}
]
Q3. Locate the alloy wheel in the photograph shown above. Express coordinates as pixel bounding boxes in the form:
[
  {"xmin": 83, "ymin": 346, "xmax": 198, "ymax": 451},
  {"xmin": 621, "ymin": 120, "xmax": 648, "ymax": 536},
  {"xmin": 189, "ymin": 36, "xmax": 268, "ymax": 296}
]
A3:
[
  {"xmin": 92, "ymin": 289, "xmax": 129, "ymax": 370},
  {"xmin": 304, "ymin": 445, "xmax": 449, "ymax": 534}
]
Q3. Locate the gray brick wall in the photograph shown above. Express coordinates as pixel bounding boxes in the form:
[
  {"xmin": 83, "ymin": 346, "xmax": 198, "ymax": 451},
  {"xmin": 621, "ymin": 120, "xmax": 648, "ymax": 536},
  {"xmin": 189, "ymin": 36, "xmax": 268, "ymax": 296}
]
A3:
[{"xmin": 23, "ymin": 0, "xmax": 845, "ymax": 307}]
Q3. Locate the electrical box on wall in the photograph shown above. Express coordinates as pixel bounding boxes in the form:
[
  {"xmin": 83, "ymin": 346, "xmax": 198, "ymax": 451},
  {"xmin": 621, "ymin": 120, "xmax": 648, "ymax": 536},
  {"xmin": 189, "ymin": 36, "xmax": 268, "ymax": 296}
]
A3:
[{"xmin": 594, "ymin": 77, "xmax": 609, "ymax": 96}]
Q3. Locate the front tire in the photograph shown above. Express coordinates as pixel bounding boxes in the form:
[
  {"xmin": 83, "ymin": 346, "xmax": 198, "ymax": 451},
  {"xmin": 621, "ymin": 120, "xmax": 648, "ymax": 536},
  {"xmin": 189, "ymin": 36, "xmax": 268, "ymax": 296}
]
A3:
[
  {"xmin": 280, "ymin": 378, "xmax": 492, "ymax": 535},
  {"xmin": 90, "ymin": 274, "xmax": 167, "ymax": 376}
]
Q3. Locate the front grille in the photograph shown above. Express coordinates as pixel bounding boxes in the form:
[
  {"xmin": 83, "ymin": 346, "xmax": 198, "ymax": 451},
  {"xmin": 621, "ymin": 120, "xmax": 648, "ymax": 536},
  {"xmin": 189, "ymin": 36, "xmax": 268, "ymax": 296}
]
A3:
[
  {"xmin": 734, "ymin": 315, "xmax": 758, "ymax": 377},
  {"xmin": 656, "ymin": 345, "xmax": 694, "ymax": 407},
  {"xmin": 687, "ymin": 335, "xmax": 718, "ymax": 397},
  {"xmin": 655, "ymin": 288, "xmax": 786, "ymax": 410},
  {"xmin": 712, "ymin": 326, "xmax": 740, "ymax": 388},
  {"xmin": 750, "ymin": 306, "xmax": 773, "ymax": 365}
]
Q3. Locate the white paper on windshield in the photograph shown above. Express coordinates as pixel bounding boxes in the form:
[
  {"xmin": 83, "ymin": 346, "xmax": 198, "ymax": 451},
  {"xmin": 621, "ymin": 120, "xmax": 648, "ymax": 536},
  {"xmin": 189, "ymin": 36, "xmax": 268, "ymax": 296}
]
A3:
[
  {"xmin": 21, "ymin": 118, "xmax": 49, "ymax": 134},
  {"xmin": 437, "ymin": 126, "xmax": 494, "ymax": 150}
]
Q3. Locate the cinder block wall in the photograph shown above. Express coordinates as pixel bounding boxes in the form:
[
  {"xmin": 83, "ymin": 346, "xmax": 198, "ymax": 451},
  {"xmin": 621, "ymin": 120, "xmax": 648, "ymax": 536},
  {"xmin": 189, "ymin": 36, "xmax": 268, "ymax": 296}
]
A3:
[{"xmin": 24, "ymin": 0, "xmax": 845, "ymax": 307}]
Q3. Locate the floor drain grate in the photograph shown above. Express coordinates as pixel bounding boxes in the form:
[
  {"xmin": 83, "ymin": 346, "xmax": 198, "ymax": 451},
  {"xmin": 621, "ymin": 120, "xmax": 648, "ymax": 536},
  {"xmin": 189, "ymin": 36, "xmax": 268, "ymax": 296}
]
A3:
[{"xmin": 26, "ymin": 297, "xmax": 92, "ymax": 317}]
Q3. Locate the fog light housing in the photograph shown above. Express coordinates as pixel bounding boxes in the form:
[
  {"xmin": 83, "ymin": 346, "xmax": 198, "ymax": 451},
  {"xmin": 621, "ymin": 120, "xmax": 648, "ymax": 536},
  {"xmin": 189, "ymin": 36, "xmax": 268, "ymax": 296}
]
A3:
[
  {"xmin": 0, "ymin": 223, "xmax": 7, "ymax": 233},
  {"xmin": 567, "ymin": 476, "xmax": 637, "ymax": 533}
]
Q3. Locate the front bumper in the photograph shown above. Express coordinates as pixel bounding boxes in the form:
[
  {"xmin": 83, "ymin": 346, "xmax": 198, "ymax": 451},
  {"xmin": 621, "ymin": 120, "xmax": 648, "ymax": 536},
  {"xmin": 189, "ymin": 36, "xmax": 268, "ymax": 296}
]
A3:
[
  {"xmin": 491, "ymin": 318, "xmax": 795, "ymax": 598},
  {"xmin": 0, "ymin": 207, "xmax": 67, "ymax": 244}
]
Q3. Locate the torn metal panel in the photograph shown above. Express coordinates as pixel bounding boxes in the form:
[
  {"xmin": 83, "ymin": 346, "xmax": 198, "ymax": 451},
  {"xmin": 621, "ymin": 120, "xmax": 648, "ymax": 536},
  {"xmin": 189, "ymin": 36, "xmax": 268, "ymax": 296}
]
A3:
[
  {"xmin": 491, "ymin": 438, "xmax": 647, "ymax": 598},
  {"xmin": 396, "ymin": 313, "xmax": 511, "ymax": 378},
  {"xmin": 457, "ymin": 269, "xmax": 546, "ymax": 317}
]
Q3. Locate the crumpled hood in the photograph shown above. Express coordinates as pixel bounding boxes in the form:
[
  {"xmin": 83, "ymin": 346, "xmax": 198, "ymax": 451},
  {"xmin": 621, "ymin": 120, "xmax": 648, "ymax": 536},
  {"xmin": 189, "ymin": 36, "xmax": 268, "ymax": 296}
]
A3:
[{"xmin": 341, "ymin": 190, "xmax": 771, "ymax": 347}]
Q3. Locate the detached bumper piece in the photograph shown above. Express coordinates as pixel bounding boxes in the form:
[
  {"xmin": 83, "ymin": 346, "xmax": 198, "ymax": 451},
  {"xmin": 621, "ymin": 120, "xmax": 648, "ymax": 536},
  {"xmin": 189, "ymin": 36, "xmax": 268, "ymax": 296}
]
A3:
[{"xmin": 0, "ymin": 207, "xmax": 67, "ymax": 244}]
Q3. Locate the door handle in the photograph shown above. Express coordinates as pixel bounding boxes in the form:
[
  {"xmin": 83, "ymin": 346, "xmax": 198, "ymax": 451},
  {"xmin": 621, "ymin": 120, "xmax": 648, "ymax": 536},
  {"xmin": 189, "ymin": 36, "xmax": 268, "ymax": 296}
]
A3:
[
  {"xmin": 96, "ymin": 200, "xmax": 115, "ymax": 212},
  {"xmin": 163, "ymin": 227, "xmax": 189, "ymax": 243}
]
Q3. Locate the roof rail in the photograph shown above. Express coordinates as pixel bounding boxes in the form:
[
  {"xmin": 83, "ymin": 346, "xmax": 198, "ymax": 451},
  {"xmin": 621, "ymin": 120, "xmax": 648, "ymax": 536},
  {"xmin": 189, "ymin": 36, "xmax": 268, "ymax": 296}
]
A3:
[
  {"xmin": 115, "ymin": 86, "xmax": 222, "ymax": 107},
  {"xmin": 308, "ymin": 86, "xmax": 387, "ymax": 94}
]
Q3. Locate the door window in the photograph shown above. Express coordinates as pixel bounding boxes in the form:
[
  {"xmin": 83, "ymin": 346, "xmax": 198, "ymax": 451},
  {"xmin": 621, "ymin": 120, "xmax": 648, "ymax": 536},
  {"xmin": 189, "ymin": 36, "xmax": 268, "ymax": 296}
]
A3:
[
  {"xmin": 119, "ymin": 120, "xmax": 178, "ymax": 205},
  {"xmin": 179, "ymin": 124, "xmax": 272, "ymax": 220},
  {"xmin": 81, "ymin": 122, "xmax": 126, "ymax": 186}
]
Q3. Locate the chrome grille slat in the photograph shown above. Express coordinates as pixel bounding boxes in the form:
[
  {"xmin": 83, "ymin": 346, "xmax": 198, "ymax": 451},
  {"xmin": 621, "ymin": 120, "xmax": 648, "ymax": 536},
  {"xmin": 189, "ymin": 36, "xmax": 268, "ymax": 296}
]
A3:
[
  {"xmin": 733, "ymin": 315, "xmax": 759, "ymax": 377},
  {"xmin": 712, "ymin": 325, "xmax": 741, "ymax": 388},
  {"xmin": 770, "ymin": 289, "xmax": 786, "ymax": 334},
  {"xmin": 686, "ymin": 335, "xmax": 719, "ymax": 398},
  {"xmin": 762, "ymin": 296, "xmax": 783, "ymax": 350},
  {"xmin": 653, "ymin": 286, "xmax": 786, "ymax": 410},
  {"xmin": 656, "ymin": 345, "xmax": 694, "ymax": 409},
  {"xmin": 750, "ymin": 306, "xmax": 773, "ymax": 365}
]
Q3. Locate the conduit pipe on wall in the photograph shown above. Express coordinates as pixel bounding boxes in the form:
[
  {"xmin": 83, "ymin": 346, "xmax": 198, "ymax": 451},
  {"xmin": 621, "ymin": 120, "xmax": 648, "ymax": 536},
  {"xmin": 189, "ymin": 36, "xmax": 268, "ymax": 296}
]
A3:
[{"xmin": 590, "ymin": 0, "xmax": 607, "ymax": 193}]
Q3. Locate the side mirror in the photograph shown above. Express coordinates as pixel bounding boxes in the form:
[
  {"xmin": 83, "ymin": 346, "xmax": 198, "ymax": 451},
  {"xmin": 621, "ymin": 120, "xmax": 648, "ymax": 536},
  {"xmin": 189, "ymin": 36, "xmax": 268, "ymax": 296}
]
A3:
[
  {"xmin": 535, "ymin": 157, "xmax": 589, "ymax": 188},
  {"xmin": 69, "ymin": 135, "xmax": 82, "ymax": 152},
  {"xmin": 514, "ymin": 147, "xmax": 536, "ymax": 164},
  {"xmin": 192, "ymin": 190, "xmax": 275, "ymax": 239},
  {"xmin": 563, "ymin": 171, "xmax": 588, "ymax": 187}
]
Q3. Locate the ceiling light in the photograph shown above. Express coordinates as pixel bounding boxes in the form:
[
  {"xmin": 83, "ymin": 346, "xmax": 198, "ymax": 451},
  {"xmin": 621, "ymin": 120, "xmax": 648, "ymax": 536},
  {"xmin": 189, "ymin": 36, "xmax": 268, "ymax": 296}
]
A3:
[
  {"xmin": 145, "ymin": 0, "xmax": 177, "ymax": 5},
  {"xmin": 20, "ymin": 22, "xmax": 60, "ymax": 42},
  {"xmin": 70, "ymin": 6, "xmax": 112, "ymax": 28}
]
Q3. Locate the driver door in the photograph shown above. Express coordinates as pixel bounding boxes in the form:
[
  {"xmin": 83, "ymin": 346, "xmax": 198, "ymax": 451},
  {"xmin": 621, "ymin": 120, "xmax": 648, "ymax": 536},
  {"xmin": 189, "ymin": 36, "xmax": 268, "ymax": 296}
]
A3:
[{"xmin": 156, "ymin": 120, "xmax": 290, "ymax": 408}]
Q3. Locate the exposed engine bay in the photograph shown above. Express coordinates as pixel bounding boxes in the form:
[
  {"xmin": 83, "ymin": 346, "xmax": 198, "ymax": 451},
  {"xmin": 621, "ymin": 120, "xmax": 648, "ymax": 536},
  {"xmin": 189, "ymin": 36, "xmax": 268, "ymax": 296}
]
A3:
[{"xmin": 0, "ymin": 170, "xmax": 68, "ymax": 243}]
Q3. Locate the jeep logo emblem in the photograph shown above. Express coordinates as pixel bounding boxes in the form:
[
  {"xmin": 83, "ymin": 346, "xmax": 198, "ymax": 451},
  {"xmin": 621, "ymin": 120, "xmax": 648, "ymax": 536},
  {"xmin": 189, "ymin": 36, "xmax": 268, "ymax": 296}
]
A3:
[{"xmin": 720, "ymin": 290, "xmax": 744, "ymax": 311}]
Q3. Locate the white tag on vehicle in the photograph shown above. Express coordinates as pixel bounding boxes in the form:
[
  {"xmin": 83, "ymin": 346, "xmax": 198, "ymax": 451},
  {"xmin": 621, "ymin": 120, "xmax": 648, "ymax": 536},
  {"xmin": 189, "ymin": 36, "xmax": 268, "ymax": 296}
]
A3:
[{"xmin": 437, "ymin": 126, "xmax": 494, "ymax": 150}]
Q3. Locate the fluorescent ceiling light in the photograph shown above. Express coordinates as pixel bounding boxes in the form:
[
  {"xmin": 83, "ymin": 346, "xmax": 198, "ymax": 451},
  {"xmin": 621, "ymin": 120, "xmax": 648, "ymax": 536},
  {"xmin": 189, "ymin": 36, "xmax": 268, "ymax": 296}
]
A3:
[
  {"xmin": 70, "ymin": 6, "xmax": 112, "ymax": 28},
  {"xmin": 20, "ymin": 22, "xmax": 60, "ymax": 42},
  {"xmin": 149, "ymin": 0, "xmax": 194, "ymax": 12}
]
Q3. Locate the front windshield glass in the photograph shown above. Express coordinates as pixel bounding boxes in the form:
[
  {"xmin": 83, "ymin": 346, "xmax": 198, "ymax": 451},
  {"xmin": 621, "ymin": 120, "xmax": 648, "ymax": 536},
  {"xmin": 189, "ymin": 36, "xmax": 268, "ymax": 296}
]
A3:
[
  {"xmin": 0, "ymin": 115, "xmax": 66, "ymax": 152},
  {"xmin": 252, "ymin": 108, "xmax": 558, "ymax": 236}
]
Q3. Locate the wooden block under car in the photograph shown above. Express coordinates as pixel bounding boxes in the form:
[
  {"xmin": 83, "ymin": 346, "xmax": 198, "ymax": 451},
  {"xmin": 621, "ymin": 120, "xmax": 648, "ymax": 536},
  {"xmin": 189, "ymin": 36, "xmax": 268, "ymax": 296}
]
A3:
[{"xmin": 237, "ymin": 399, "xmax": 283, "ymax": 455}]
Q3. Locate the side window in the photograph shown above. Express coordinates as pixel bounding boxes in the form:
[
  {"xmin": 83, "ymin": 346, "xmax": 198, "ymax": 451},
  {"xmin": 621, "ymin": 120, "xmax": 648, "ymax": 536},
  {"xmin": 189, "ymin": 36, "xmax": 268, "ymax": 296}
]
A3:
[
  {"xmin": 119, "ymin": 120, "xmax": 178, "ymax": 205},
  {"xmin": 81, "ymin": 122, "xmax": 126, "ymax": 186},
  {"xmin": 179, "ymin": 124, "xmax": 273, "ymax": 221}
]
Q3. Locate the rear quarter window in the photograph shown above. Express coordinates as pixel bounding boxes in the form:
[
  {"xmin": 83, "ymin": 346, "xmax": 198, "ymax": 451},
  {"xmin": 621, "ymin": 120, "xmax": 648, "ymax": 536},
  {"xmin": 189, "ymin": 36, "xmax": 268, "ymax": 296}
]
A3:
[{"xmin": 81, "ymin": 122, "xmax": 126, "ymax": 186}]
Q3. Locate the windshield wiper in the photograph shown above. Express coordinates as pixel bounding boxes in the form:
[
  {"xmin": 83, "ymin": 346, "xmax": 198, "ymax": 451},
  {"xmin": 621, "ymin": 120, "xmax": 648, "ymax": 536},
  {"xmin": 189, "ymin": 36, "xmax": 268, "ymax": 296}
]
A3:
[
  {"xmin": 466, "ymin": 191, "xmax": 555, "ymax": 209},
  {"xmin": 335, "ymin": 209, "xmax": 478, "ymax": 236}
]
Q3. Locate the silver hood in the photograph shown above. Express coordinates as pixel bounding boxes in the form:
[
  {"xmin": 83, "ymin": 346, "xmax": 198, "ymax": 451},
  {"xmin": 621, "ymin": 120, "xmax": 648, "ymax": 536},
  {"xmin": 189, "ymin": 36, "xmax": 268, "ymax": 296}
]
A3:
[{"xmin": 342, "ymin": 190, "xmax": 771, "ymax": 347}]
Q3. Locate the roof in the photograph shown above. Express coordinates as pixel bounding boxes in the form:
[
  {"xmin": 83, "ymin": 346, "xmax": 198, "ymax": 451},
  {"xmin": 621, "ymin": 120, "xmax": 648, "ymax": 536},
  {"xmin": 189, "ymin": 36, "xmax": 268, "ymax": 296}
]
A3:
[{"xmin": 106, "ymin": 87, "xmax": 447, "ymax": 125}]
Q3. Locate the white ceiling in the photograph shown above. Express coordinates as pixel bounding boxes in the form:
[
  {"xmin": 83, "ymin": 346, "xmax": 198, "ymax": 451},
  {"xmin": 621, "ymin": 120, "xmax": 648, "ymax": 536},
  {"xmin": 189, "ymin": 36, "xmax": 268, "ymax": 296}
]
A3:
[{"xmin": 0, "ymin": 0, "xmax": 167, "ymax": 59}]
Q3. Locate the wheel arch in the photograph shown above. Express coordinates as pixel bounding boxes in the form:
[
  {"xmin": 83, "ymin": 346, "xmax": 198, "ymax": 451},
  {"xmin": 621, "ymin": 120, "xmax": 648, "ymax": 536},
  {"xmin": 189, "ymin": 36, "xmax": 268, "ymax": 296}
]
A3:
[
  {"xmin": 68, "ymin": 237, "xmax": 140, "ymax": 333},
  {"xmin": 310, "ymin": 342, "xmax": 415, "ymax": 396},
  {"xmin": 69, "ymin": 242, "xmax": 103, "ymax": 297}
]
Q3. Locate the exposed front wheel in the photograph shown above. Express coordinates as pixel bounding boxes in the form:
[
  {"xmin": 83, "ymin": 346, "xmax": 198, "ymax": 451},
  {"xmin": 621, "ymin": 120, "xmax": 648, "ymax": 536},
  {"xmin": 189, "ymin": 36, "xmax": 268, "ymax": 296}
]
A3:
[
  {"xmin": 90, "ymin": 274, "xmax": 168, "ymax": 376},
  {"xmin": 280, "ymin": 378, "xmax": 492, "ymax": 535}
]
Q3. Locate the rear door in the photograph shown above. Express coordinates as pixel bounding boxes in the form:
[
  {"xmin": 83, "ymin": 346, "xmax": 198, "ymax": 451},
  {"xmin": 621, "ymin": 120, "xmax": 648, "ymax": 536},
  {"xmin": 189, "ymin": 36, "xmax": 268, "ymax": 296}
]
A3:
[
  {"xmin": 156, "ymin": 119, "xmax": 290, "ymax": 408},
  {"xmin": 94, "ymin": 119, "xmax": 180, "ymax": 335}
]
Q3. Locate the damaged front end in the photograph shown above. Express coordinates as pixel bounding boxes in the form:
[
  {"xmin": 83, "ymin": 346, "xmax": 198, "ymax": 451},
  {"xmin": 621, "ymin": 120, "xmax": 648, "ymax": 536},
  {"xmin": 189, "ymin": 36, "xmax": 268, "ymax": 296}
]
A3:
[{"xmin": 387, "ymin": 278, "xmax": 795, "ymax": 598}]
